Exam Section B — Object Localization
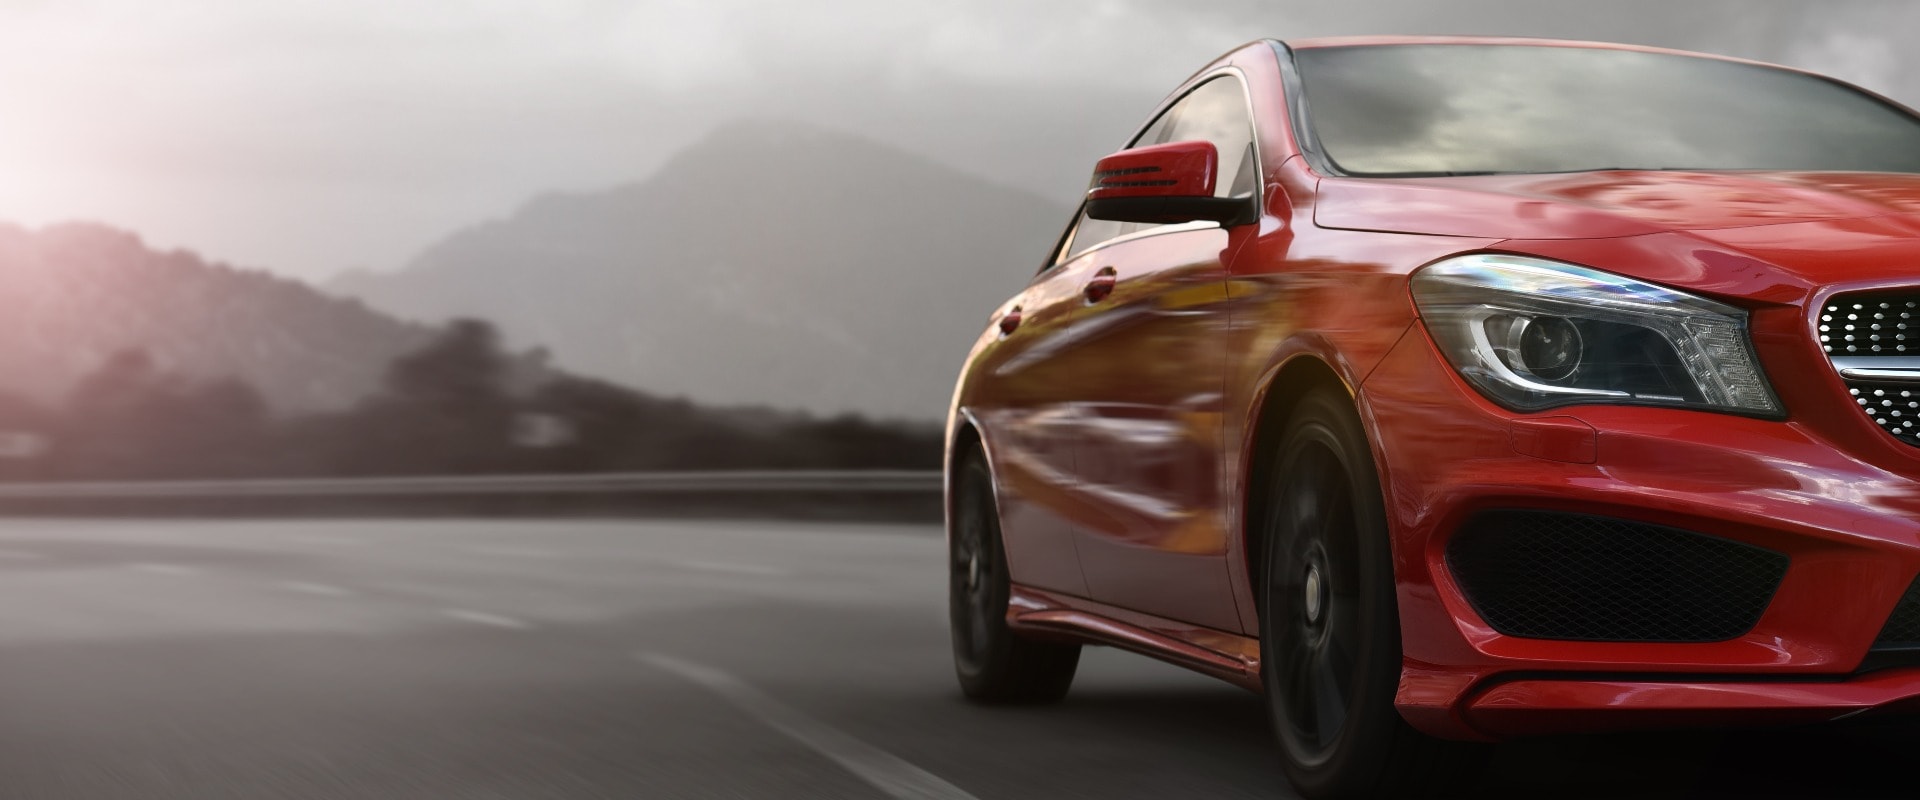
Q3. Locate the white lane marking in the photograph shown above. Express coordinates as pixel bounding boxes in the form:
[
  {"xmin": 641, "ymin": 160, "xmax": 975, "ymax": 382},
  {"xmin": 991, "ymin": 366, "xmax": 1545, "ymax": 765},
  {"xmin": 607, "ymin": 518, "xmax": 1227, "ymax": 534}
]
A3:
[
  {"xmin": 0, "ymin": 549, "xmax": 43, "ymax": 560},
  {"xmin": 469, "ymin": 545, "xmax": 559, "ymax": 559},
  {"xmin": 640, "ymin": 653, "xmax": 979, "ymax": 800},
  {"xmin": 129, "ymin": 562, "xmax": 196, "ymax": 576},
  {"xmin": 671, "ymin": 559, "xmax": 789, "ymax": 577},
  {"xmin": 441, "ymin": 609, "xmax": 530, "ymax": 629},
  {"xmin": 280, "ymin": 581, "xmax": 352, "ymax": 597}
]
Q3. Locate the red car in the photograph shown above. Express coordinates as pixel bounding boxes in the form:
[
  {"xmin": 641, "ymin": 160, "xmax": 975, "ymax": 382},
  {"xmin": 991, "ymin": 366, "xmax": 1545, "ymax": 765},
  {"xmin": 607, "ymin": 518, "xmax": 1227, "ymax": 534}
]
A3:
[{"xmin": 945, "ymin": 35, "xmax": 1920, "ymax": 797}]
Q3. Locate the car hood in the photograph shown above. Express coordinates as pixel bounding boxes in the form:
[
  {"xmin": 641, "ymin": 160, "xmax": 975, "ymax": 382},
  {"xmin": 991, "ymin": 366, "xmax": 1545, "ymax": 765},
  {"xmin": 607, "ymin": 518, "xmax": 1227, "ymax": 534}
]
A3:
[{"xmin": 1315, "ymin": 170, "xmax": 1920, "ymax": 290}]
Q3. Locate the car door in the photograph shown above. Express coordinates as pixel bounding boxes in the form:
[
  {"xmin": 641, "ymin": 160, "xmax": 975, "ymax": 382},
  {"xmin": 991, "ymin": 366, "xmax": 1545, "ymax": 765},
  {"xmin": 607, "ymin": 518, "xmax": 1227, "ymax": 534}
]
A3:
[
  {"xmin": 964, "ymin": 228, "xmax": 1102, "ymax": 598},
  {"xmin": 1061, "ymin": 75, "xmax": 1261, "ymax": 630}
]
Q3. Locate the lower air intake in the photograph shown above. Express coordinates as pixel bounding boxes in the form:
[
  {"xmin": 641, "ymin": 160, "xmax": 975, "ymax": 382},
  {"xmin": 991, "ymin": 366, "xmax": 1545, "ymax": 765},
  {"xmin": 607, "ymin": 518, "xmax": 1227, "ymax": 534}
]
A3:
[
  {"xmin": 1872, "ymin": 576, "xmax": 1920, "ymax": 651},
  {"xmin": 1446, "ymin": 511, "xmax": 1788, "ymax": 643}
]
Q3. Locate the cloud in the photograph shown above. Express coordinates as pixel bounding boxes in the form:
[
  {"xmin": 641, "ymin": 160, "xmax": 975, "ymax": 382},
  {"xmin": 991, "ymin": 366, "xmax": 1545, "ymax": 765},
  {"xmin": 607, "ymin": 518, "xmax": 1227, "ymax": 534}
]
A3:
[
  {"xmin": 1783, "ymin": 5, "xmax": 1916, "ymax": 105},
  {"xmin": 0, "ymin": 0, "xmax": 1916, "ymax": 279}
]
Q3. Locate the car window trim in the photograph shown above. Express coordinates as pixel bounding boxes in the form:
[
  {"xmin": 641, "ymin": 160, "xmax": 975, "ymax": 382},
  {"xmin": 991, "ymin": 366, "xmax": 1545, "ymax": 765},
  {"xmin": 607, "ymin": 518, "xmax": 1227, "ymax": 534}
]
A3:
[
  {"xmin": 1065, "ymin": 220, "xmax": 1223, "ymax": 263},
  {"xmin": 1267, "ymin": 40, "xmax": 1343, "ymax": 178}
]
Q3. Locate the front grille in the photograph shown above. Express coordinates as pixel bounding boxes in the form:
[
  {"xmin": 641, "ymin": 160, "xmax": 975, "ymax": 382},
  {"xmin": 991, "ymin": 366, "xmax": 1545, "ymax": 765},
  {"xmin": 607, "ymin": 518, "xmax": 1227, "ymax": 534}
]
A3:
[
  {"xmin": 1821, "ymin": 292, "xmax": 1920, "ymax": 445},
  {"xmin": 1872, "ymin": 576, "xmax": 1920, "ymax": 651},
  {"xmin": 1819, "ymin": 294, "xmax": 1920, "ymax": 356},
  {"xmin": 1842, "ymin": 381, "xmax": 1920, "ymax": 444},
  {"xmin": 1446, "ymin": 511, "xmax": 1789, "ymax": 643}
]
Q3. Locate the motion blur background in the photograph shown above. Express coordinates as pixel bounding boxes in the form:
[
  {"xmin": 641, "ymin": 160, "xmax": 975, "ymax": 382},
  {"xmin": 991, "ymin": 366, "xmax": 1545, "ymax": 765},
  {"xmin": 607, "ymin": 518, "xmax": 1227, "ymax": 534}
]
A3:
[
  {"xmin": 2, "ymin": 0, "xmax": 1917, "ymax": 474},
  {"xmin": 2, "ymin": 2, "xmax": 1919, "ymax": 798}
]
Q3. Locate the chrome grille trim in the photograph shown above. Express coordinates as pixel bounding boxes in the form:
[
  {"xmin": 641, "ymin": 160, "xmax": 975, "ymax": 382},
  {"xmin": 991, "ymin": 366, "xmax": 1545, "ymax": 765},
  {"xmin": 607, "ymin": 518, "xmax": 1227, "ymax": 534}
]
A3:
[{"xmin": 1833, "ymin": 357, "xmax": 1920, "ymax": 383}]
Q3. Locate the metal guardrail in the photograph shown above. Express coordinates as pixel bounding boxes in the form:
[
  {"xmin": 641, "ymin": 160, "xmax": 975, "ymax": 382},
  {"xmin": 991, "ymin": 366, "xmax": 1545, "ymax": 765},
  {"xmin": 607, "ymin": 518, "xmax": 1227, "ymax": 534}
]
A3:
[{"xmin": 0, "ymin": 471, "xmax": 944, "ymax": 499}]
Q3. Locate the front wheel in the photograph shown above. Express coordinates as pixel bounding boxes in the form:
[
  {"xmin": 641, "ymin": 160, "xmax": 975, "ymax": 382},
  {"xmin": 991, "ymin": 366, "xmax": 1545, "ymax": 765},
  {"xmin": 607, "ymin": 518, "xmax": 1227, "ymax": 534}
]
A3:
[
  {"xmin": 950, "ymin": 448, "xmax": 1079, "ymax": 704},
  {"xmin": 1259, "ymin": 390, "xmax": 1484, "ymax": 798}
]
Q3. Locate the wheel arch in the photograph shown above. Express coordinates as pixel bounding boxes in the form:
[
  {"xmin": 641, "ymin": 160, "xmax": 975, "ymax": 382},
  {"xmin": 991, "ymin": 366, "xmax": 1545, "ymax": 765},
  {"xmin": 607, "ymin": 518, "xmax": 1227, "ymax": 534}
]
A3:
[
  {"xmin": 946, "ymin": 410, "xmax": 989, "ymax": 545},
  {"xmin": 1241, "ymin": 354, "xmax": 1359, "ymax": 622}
]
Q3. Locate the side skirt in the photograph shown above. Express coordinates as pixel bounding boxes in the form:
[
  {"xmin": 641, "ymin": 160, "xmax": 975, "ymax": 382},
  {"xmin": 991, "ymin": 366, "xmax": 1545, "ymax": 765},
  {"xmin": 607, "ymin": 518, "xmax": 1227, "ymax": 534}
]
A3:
[{"xmin": 1007, "ymin": 584, "xmax": 1264, "ymax": 692}]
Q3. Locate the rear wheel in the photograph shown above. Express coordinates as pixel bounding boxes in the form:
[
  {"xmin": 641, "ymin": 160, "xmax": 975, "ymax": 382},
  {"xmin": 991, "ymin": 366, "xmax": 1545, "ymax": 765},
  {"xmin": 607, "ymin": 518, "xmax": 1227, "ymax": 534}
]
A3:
[
  {"xmin": 1259, "ymin": 390, "xmax": 1485, "ymax": 798},
  {"xmin": 950, "ymin": 448, "xmax": 1079, "ymax": 704}
]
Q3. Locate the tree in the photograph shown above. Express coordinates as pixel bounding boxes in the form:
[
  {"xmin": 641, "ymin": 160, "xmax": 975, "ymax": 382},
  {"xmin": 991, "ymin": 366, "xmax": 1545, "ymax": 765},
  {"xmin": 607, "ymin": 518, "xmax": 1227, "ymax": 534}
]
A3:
[
  {"xmin": 336, "ymin": 318, "xmax": 518, "ymax": 474},
  {"xmin": 384, "ymin": 318, "xmax": 509, "ymax": 407},
  {"xmin": 51, "ymin": 347, "xmax": 272, "ymax": 478}
]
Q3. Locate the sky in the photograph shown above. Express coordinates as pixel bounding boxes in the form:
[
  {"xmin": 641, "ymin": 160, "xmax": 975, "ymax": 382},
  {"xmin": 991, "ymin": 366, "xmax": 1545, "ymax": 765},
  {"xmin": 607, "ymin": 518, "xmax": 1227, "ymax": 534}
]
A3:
[{"xmin": 0, "ymin": 0, "xmax": 1915, "ymax": 282}]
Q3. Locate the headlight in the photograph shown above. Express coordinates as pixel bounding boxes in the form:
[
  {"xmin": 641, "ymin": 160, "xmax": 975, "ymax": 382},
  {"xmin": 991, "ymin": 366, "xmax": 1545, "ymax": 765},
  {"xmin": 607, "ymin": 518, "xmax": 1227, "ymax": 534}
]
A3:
[{"xmin": 1410, "ymin": 254, "xmax": 1780, "ymax": 415}]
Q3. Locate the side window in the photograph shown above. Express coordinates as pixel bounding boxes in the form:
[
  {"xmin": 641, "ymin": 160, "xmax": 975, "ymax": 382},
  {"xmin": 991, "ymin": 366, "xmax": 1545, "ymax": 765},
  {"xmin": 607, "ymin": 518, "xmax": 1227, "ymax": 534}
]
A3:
[
  {"xmin": 1136, "ymin": 109, "xmax": 1180, "ymax": 149},
  {"xmin": 1164, "ymin": 77, "xmax": 1258, "ymax": 202},
  {"xmin": 1065, "ymin": 207, "xmax": 1129, "ymax": 262},
  {"xmin": 1043, "ymin": 208, "xmax": 1084, "ymax": 271},
  {"xmin": 1061, "ymin": 75, "xmax": 1256, "ymax": 261}
]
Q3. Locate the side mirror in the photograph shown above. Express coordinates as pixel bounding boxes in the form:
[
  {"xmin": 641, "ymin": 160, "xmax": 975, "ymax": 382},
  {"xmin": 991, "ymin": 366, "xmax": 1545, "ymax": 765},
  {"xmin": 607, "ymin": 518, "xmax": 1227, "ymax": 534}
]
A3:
[{"xmin": 1086, "ymin": 140, "xmax": 1256, "ymax": 226}]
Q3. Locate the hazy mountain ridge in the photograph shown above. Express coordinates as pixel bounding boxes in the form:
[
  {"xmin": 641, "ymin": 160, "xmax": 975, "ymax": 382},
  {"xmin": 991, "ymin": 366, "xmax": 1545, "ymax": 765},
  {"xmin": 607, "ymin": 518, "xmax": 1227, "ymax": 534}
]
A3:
[
  {"xmin": 331, "ymin": 120, "xmax": 1074, "ymax": 421},
  {"xmin": 0, "ymin": 222, "xmax": 438, "ymax": 413}
]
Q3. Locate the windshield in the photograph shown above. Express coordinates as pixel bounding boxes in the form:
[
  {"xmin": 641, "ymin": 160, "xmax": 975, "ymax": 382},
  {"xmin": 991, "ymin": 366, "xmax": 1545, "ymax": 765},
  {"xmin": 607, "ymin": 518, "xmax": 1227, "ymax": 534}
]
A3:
[{"xmin": 1293, "ymin": 44, "xmax": 1920, "ymax": 177}]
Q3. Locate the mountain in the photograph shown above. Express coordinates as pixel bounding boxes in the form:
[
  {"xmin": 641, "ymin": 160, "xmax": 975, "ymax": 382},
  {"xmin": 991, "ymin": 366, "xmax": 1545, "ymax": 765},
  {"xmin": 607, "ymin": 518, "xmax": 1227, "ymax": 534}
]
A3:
[
  {"xmin": 330, "ymin": 120, "xmax": 1073, "ymax": 421},
  {"xmin": 0, "ymin": 222, "xmax": 438, "ymax": 413}
]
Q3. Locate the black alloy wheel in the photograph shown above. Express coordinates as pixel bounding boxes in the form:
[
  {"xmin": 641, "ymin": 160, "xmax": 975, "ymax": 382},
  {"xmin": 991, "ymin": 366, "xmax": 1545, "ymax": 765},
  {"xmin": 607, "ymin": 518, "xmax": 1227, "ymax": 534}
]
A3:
[
  {"xmin": 1260, "ymin": 390, "xmax": 1485, "ymax": 799},
  {"xmin": 950, "ymin": 448, "xmax": 1079, "ymax": 704}
]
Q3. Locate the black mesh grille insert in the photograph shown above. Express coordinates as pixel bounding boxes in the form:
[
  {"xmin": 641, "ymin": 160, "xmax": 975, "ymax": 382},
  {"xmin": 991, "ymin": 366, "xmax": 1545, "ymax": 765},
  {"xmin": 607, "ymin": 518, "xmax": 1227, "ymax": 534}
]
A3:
[
  {"xmin": 1446, "ymin": 511, "xmax": 1789, "ymax": 643},
  {"xmin": 1843, "ymin": 381, "xmax": 1920, "ymax": 445},
  {"xmin": 1873, "ymin": 576, "xmax": 1920, "ymax": 650},
  {"xmin": 1820, "ymin": 293, "xmax": 1920, "ymax": 356},
  {"xmin": 1822, "ymin": 292, "xmax": 1920, "ymax": 445}
]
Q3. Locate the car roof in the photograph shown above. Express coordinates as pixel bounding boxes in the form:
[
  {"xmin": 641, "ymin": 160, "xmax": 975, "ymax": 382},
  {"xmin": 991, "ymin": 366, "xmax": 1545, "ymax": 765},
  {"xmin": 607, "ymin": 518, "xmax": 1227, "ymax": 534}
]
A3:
[{"xmin": 1275, "ymin": 35, "xmax": 1789, "ymax": 73}]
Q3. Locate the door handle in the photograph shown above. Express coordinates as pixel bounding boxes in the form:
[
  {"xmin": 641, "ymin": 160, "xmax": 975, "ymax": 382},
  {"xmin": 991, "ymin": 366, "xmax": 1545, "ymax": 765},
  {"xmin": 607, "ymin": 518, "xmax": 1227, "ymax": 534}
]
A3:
[
  {"xmin": 998, "ymin": 306, "xmax": 1023, "ymax": 335},
  {"xmin": 1084, "ymin": 267, "xmax": 1118, "ymax": 304}
]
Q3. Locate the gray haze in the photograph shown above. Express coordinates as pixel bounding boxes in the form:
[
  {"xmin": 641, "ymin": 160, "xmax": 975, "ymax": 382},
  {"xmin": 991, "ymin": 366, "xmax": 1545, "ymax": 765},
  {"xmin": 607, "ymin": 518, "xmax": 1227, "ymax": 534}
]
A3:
[
  {"xmin": 2, "ymin": 0, "xmax": 1917, "ymax": 281},
  {"xmin": 331, "ymin": 122, "xmax": 1068, "ymax": 421}
]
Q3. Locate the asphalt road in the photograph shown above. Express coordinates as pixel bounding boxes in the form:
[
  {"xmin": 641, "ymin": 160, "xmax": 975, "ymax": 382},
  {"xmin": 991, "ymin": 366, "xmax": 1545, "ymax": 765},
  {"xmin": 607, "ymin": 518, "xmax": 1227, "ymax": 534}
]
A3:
[{"xmin": 0, "ymin": 517, "xmax": 1913, "ymax": 799}]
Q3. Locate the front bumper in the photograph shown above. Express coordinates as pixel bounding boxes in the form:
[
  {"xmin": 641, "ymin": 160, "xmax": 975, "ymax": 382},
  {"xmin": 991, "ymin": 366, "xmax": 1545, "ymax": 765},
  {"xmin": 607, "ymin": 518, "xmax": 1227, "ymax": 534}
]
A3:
[
  {"xmin": 1463, "ymin": 668, "xmax": 1920, "ymax": 737},
  {"xmin": 1363, "ymin": 324, "xmax": 1920, "ymax": 740}
]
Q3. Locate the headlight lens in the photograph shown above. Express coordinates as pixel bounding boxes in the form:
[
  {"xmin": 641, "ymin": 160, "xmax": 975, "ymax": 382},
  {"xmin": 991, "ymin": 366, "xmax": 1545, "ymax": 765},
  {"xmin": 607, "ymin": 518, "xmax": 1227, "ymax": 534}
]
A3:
[{"xmin": 1410, "ymin": 254, "xmax": 1780, "ymax": 415}]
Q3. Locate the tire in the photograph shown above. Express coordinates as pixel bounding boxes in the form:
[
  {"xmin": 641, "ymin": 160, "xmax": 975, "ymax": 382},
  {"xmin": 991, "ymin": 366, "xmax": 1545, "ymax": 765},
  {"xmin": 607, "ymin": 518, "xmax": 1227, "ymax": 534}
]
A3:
[
  {"xmin": 950, "ymin": 447, "xmax": 1080, "ymax": 704},
  {"xmin": 1259, "ymin": 390, "xmax": 1485, "ymax": 799}
]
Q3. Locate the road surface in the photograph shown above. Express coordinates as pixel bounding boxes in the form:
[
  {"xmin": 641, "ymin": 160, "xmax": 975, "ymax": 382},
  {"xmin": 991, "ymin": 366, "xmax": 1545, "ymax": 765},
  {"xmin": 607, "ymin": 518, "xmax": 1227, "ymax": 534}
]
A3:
[{"xmin": 0, "ymin": 517, "xmax": 1909, "ymax": 799}]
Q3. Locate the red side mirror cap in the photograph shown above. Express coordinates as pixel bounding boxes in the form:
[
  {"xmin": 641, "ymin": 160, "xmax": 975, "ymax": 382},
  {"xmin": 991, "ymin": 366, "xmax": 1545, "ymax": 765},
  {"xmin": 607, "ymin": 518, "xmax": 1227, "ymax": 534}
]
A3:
[
  {"xmin": 1086, "ymin": 140, "xmax": 1255, "ymax": 226},
  {"xmin": 1089, "ymin": 140, "xmax": 1219, "ymax": 200}
]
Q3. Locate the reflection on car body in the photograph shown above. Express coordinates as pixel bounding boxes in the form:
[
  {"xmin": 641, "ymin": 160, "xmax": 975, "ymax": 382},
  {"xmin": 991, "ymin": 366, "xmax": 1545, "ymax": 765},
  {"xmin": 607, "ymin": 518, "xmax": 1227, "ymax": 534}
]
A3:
[{"xmin": 945, "ymin": 35, "xmax": 1920, "ymax": 798}]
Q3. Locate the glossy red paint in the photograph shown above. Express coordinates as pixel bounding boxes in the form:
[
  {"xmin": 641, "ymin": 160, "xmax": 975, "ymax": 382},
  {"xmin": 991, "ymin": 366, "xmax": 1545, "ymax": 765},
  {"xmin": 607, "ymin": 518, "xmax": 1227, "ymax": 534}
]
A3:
[
  {"xmin": 1088, "ymin": 140, "xmax": 1219, "ymax": 199},
  {"xmin": 947, "ymin": 35, "xmax": 1920, "ymax": 744},
  {"xmin": 1316, "ymin": 170, "xmax": 1920, "ymax": 244},
  {"xmin": 1010, "ymin": 585, "xmax": 1262, "ymax": 691},
  {"xmin": 1464, "ymin": 669, "xmax": 1920, "ymax": 736},
  {"xmin": 1507, "ymin": 416, "xmax": 1597, "ymax": 464}
]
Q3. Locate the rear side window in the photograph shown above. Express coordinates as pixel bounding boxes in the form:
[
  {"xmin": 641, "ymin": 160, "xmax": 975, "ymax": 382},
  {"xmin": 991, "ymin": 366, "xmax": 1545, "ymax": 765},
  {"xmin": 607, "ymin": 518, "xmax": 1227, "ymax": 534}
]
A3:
[{"xmin": 1059, "ymin": 75, "xmax": 1257, "ymax": 262}]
